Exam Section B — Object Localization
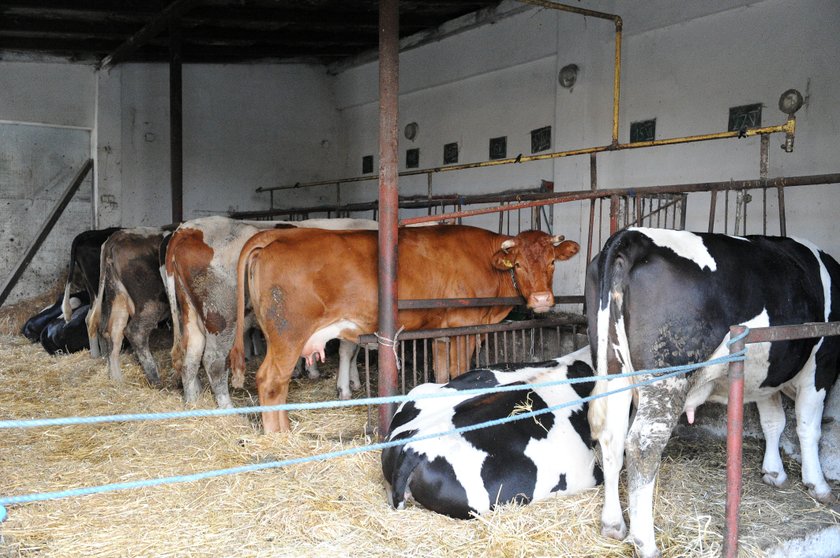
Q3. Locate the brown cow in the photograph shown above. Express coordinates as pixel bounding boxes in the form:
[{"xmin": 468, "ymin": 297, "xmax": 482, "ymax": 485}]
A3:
[
  {"xmin": 87, "ymin": 227, "xmax": 171, "ymax": 385},
  {"xmin": 164, "ymin": 216, "xmax": 377, "ymax": 408},
  {"xmin": 229, "ymin": 225, "xmax": 580, "ymax": 432}
]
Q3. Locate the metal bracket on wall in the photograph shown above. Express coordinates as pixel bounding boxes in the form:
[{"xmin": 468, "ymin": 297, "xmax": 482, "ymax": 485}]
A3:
[{"xmin": 0, "ymin": 158, "xmax": 94, "ymax": 307}]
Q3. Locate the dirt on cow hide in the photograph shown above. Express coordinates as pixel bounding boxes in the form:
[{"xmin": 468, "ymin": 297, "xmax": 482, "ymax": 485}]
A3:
[{"xmin": 0, "ymin": 333, "xmax": 838, "ymax": 558}]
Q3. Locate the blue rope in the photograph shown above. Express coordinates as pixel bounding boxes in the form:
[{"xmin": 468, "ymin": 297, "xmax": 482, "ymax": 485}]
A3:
[
  {"xmin": 0, "ymin": 352, "xmax": 746, "ymax": 430},
  {"xmin": 728, "ymin": 326, "xmax": 751, "ymax": 346},
  {"xmin": 0, "ymin": 349, "xmax": 747, "ymax": 519}
]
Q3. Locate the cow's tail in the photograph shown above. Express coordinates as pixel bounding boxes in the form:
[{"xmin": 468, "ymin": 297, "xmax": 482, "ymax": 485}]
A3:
[
  {"xmin": 386, "ymin": 444, "xmax": 424, "ymax": 510},
  {"xmin": 161, "ymin": 232, "xmax": 183, "ymax": 372},
  {"xmin": 86, "ymin": 242, "xmax": 109, "ymax": 352},
  {"xmin": 229, "ymin": 232, "xmax": 271, "ymax": 388},
  {"xmin": 588, "ymin": 235, "xmax": 636, "ymax": 442},
  {"xmin": 62, "ymin": 233, "xmax": 83, "ymax": 321}
]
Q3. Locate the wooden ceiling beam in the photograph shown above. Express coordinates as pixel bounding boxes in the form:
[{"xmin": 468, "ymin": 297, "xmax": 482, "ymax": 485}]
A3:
[{"xmin": 97, "ymin": 0, "xmax": 200, "ymax": 70}]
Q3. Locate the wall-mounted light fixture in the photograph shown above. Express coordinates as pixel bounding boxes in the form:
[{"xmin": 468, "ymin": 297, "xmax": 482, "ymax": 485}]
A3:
[
  {"xmin": 558, "ymin": 64, "xmax": 579, "ymax": 89},
  {"xmin": 778, "ymin": 89, "xmax": 804, "ymax": 115},
  {"xmin": 404, "ymin": 122, "xmax": 419, "ymax": 141}
]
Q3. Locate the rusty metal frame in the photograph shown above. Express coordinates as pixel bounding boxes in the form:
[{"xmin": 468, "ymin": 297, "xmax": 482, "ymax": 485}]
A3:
[{"xmin": 724, "ymin": 321, "xmax": 840, "ymax": 557}]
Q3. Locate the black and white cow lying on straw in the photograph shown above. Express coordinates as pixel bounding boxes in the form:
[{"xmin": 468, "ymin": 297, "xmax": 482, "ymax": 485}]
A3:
[
  {"xmin": 586, "ymin": 227, "xmax": 840, "ymax": 558},
  {"xmin": 382, "ymin": 347, "xmax": 602, "ymax": 519}
]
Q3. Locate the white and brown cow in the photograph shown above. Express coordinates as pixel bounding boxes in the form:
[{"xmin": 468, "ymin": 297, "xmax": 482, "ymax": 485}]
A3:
[
  {"xmin": 163, "ymin": 216, "xmax": 377, "ymax": 408},
  {"xmin": 382, "ymin": 346, "xmax": 602, "ymax": 518},
  {"xmin": 88, "ymin": 227, "xmax": 172, "ymax": 386},
  {"xmin": 586, "ymin": 227, "xmax": 840, "ymax": 557}
]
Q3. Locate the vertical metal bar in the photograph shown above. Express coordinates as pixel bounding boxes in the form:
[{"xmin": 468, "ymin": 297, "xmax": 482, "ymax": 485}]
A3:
[
  {"xmin": 427, "ymin": 172, "xmax": 433, "ymax": 209},
  {"xmin": 400, "ymin": 341, "xmax": 406, "ymax": 394},
  {"xmin": 724, "ymin": 324, "xmax": 747, "ymax": 558},
  {"xmin": 777, "ymin": 186, "xmax": 787, "ymax": 236},
  {"xmin": 336, "ymin": 182, "xmax": 342, "ymax": 214},
  {"xmin": 611, "ymin": 18, "xmax": 623, "ymax": 146},
  {"xmin": 169, "ymin": 24, "xmax": 183, "ymax": 224},
  {"xmin": 760, "ymin": 134, "xmax": 769, "ymax": 235},
  {"xmin": 365, "ymin": 346, "xmax": 372, "ymax": 430},
  {"xmin": 708, "ymin": 190, "xmax": 718, "ymax": 233},
  {"xmin": 609, "ymin": 195, "xmax": 619, "ymax": 235},
  {"xmin": 423, "ymin": 339, "xmax": 429, "ymax": 384},
  {"xmin": 635, "ymin": 195, "xmax": 642, "ymax": 226},
  {"xmin": 598, "ymin": 198, "xmax": 604, "ymax": 248},
  {"xmin": 680, "ymin": 194, "xmax": 688, "ymax": 230},
  {"xmin": 377, "ymin": 0, "xmax": 400, "ymax": 437},
  {"xmin": 724, "ymin": 189, "xmax": 730, "ymax": 235},
  {"xmin": 586, "ymin": 153, "xmax": 598, "ymax": 263},
  {"xmin": 412, "ymin": 339, "xmax": 418, "ymax": 388},
  {"xmin": 494, "ymin": 331, "xmax": 499, "ymax": 363}
]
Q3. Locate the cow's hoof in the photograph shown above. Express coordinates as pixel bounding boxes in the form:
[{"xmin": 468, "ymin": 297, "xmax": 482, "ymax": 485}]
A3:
[
  {"xmin": 806, "ymin": 484, "xmax": 837, "ymax": 505},
  {"xmin": 351, "ymin": 381, "xmax": 362, "ymax": 391},
  {"xmin": 632, "ymin": 538, "xmax": 661, "ymax": 558},
  {"xmin": 337, "ymin": 390, "xmax": 352, "ymax": 401},
  {"xmin": 601, "ymin": 521, "xmax": 627, "ymax": 541},
  {"xmin": 761, "ymin": 469, "xmax": 788, "ymax": 488}
]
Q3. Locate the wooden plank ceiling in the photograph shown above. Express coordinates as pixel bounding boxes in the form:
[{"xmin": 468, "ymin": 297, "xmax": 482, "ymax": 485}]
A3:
[{"xmin": 0, "ymin": 0, "xmax": 504, "ymax": 66}]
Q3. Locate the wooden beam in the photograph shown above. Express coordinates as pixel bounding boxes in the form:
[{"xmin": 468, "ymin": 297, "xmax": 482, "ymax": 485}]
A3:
[
  {"xmin": 0, "ymin": 159, "xmax": 93, "ymax": 307},
  {"xmin": 97, "ymin": 0, "xmax": 200, "ymax": 70}
]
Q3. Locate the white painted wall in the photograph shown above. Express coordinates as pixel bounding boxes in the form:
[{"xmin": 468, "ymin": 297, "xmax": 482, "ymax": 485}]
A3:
[
  {"xmin": 330, "ymin": 0, "xmax": 840, "ymax": 301},
  {"xmin": 98, "ymin": 63, "xmax": 341, "ymax": 226},
  {"xmin": 0, "ymin": 0, "xmax": 837, "ymax": 305}
]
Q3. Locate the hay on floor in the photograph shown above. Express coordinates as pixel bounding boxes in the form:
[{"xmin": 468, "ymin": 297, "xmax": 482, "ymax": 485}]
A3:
[{"xmin": 0, "ymin": 333, "xmax": 838, "ymax": 557}]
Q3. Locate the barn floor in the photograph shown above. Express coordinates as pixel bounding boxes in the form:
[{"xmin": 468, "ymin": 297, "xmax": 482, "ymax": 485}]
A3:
[{"xmin": 1, "ymin": 331, "xmax": 839, "ymax": 558}]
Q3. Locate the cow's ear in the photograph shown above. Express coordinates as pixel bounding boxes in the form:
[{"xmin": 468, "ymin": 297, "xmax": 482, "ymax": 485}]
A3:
[
  {"xmin": 492, "ymin": 251, "xmax": 515, "ymax": 271},
  {"xmin": 554, "ymin": 240, "xmax": 580, "ymax": 261}
]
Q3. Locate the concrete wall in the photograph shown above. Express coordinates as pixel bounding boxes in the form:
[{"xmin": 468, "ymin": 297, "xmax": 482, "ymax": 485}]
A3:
[{"xmin": 0, "ymin": 63, "xmax": 95, "ymax": 303}]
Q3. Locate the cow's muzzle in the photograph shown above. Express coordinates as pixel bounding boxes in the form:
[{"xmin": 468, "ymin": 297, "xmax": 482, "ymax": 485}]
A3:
[{"xmin": 527, "ymin": 292, "xmax": 554, "ymax": 313}]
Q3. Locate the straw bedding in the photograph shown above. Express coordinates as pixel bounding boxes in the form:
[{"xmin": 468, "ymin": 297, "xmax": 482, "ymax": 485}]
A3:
[{"xmin": 0, "ymin": 322, "xmax": 838, "ymax": 557}]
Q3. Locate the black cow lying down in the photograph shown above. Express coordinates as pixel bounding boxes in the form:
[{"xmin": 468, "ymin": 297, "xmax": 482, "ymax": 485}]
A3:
[
  {"xmin": 382, "ymin": 347, "xmax": 602, "ymax": 519},
  {"xmin": 22, "ymin": 291, "xmax": 89, "ymax": 342},
  {"xmin": 40, "ymin": 304, "xmax": 90, "ymax": 355}
]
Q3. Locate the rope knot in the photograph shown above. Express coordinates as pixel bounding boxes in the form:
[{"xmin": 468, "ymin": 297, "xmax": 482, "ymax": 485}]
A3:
[{"xmin": 374, "ymin": 325, "xmax": 405, "ymax": 370}]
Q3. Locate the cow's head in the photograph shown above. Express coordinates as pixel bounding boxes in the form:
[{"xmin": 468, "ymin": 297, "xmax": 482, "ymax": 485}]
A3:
[{"xmin": 492, "ymin": 230, "xmax": 580, "ymax": 313}]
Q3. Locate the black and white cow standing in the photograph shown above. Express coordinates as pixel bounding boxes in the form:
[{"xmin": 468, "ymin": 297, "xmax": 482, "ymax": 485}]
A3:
[
  {"xmin": 585, "ymin": 227, "xmax": 840, "ymax": 558},
  {"xmin": 382, "ymin": 347, "xmax": 603, "ymax": 519}
]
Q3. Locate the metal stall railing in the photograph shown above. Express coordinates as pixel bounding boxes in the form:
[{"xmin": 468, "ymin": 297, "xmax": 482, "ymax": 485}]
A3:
[
  {"xmin": 358, "ymin": 314, "xmax": 588, "ymax": 426},
  {"xmin": 724, "ymin": 321, "xmax": 840, "ymax": 558}
]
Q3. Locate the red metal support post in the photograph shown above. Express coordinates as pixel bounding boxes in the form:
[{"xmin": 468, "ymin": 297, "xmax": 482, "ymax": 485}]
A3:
[
  {"xmin": 724, "ymin": 324, "xmax": 747, "ymax": 558},
  {"xmin": 377, "ymin": 0, "xmax": 400, "ymax": 438},
  {"xmin": 609, "ymin": 194, "xmax": 619, "ymax": 234}
]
